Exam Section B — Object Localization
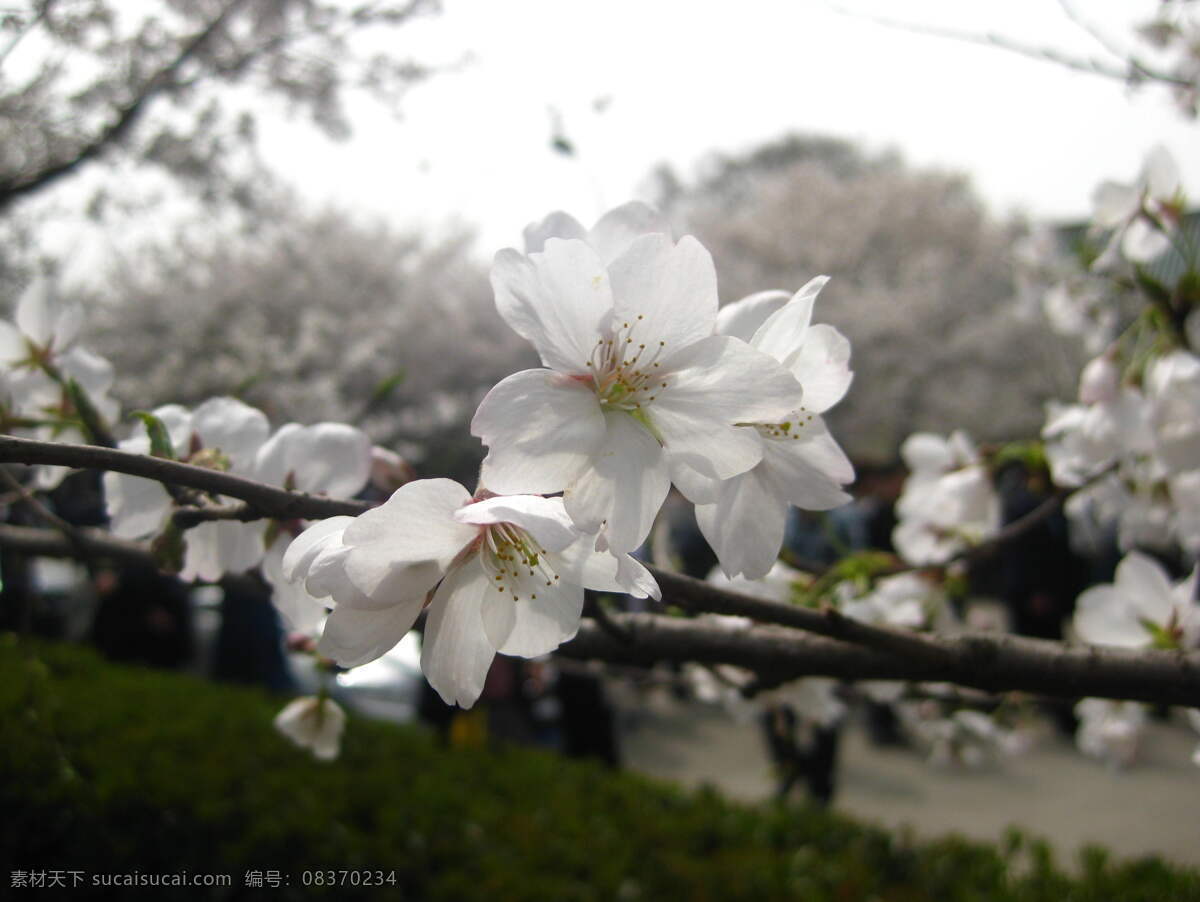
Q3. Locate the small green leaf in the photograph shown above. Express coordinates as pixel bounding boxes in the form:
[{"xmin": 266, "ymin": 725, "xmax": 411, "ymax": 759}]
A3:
[
  {"xmin": 131, "ymin": 411, "xmax": 176, "ymax": 460},
  {"xmin": 1134, "ymin": 265, "xmax": 1171, "ymax": 305},
  {"xmin": 370, "ymin": 368, "xmax": 407, "ymax": 405},
  {"xmin": 151, "ymin": 522, "xmax": 186, "ymax": 574},
  {"xmin": 66, "ymin": 378, "xmax": 113, "ymax": 446}
]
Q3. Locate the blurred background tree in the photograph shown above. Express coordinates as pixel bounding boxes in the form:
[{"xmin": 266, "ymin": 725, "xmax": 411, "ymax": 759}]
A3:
[
  {"xmin": 652, "ymin": 134, "xmax": 1084, "ymax": 461},
  {"xmin": 0, "ymin": 0, "xmax": 439, "ymax": 284},
  {"xmin": 80, "ymin": 197, "xmax": 534, "ymax": 484}
]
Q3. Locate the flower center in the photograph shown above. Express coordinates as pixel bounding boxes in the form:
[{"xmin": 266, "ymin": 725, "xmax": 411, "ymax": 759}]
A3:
[
  {"xmin": 587, "ymin": 314, "xmax": 670, "ymax": 414},
  {"xmin": 753, "ymin": 407, "xmax": 814, "ymax": 442},
  {"xmin": 479, "ymin": 522, "xmax": 560, "ymax": 603}
]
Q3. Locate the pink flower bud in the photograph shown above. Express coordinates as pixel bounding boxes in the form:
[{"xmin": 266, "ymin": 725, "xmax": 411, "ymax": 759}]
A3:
[{"xmin": 370, "ymin": 446, "xmax": 416, "ymax": 494}]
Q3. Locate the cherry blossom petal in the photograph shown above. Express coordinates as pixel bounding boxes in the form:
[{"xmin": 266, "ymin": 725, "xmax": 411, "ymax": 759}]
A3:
[
  {"xmin": 587, "ymin": 201, "xmax": 671, "ymax": 264},
  {"xmin": 667, "ymin": 457, "xmax": 720, "ymax": 504},
  {"xmin": 607, "ymin": 233, "xmax": 719, "ymax": 351},
  {"xmin": 652, "ymin": 336, "xmax": 803, "ymax": 479},
  {"xmin": 563, "ymin": 411, "xmax": 669, "ymax": 553},
  {"xmin": 59, "ymin": 346, "xmax": 115, "ymax": 399},
  {"xmin": 494, "ymin": 579, "xmax": 584, "ymax": 657},
  {"xmin": 491, "ymin": 241, "xmax": 613, "ymax": 373},
  {"xmin": 714, "ymin": 290, "xmax": 791, "ymax": 342},
  {"xmin": 456, "ymin": 494, "xmax": 579, "ymax": 553},
  {"xmin": 1074, "ymin": 585, "xmax": 1147, "ymax": 648},
  {"xmin": 343, "ymin": 478, "xmax": 475, "ymax": 567},
  {"xmin": 696, "ymin": 469, "xmax": 790, "ymax": 580},
  {"xmin": 422, "ymin": 557, "xmax": 497, "ymax": 708},
  {"xmin": 1115, "ymin": 551, "xmax": 1177, "ymax": 624},
  {"xmin": 180, "ymin": 520, "xmax": 267, "ymax": 582},
  {"xmin": 318, "ymin": 597, "xmax": 426, "ymax": 668},
  {"xmin": 553, "ymin": 537, "xmax": 660, "ymax": 599},
  {"xmin": 262, "ymin": 537, "xmax": 328, "ymax": 634},
  {"xmin": 190, "ymin": 397, "xmax": 270, "ymax": 472},
  {"xmin": 281, "ymin": 516, "xmax": 357, "ymax": 582},
  {"xmin": 1122, "ymin": 218, "xmax": 1171, "ymax": 263},
  {"xmin": 103, "ymin": 472, "xmax": 171, "ymax": 539},
  {"xmin": 474, "ymin": 368, "xmax": 604, "ymax": 495},
  {"xmin": 523, "ymin": 211, "xmax": 587, "ymax": 253},
  {"xmin": 256, "ymin": 422, "xmax": 371, "ymax": 497},
  {"xmin": 763, "ymin": 423, "xmax": 855, "ymax": 508},
  {"xmin": 1143, "ymin": 144, "xmax": 1180, "ymax": 199},
  {"xmin": 749, "ymin": 276, "xmax": 827, "ymax": 363},
  {"xmin": 786, "ymin": 324, "xmax": 853, "ymax": 413},
  {"xmin": 0, "ymin": 319, "xmax": 25, "ymax": 365},
  {"xmin": 901, "ymin": 432, "xmax": 954, "ymax": 473},
  {"xmin": 1091, "ymin": 181, "xmax": 1137, "ymax": 228},
  {"xmin": 274, "ymin": 697, "xmax": 346, "ymax": 761}
]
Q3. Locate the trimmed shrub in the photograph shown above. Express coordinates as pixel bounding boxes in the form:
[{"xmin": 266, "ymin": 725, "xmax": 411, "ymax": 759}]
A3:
[{"xmin": 1, "ymin": 636, "xmax": 1197, "ymax": 901}]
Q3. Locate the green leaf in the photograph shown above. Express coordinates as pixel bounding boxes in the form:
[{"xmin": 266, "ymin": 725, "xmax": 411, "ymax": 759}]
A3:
[
  {"xmin": 66, "ymin": 378, "xmax": 113, "ymax": 446},
  {"xmin": 1134, "ymin": 265, "xmax": 1171, "ymax": 305},
  {"xmin": 370, "ymin": 368, "xmax": 407, "ymax": 405},
  {"xmin": 131, "ymin": 411, "xmax": 176, "ymax": 460},
  {"xmin": 1176, "ymin": 269, "xmax": 1200, "ymax": 311},
  {"xmin": 150, "ymin": 521, "xmax": 186, "ymax": 574}
]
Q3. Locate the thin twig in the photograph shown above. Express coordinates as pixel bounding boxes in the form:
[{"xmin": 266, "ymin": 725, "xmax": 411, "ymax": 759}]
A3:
[
  {"xmin": 0, "ymin": 467, "xmax": 91, "ymax": 559},
  {"xmin": 827, "ymin": 3, "xmax": 1193, "ymax": 89}
]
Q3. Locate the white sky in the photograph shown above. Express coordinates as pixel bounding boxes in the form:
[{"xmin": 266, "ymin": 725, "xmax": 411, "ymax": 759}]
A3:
[{"xmin": 257, "ymin": 0, "xmax": 1200, "ymax": 252}]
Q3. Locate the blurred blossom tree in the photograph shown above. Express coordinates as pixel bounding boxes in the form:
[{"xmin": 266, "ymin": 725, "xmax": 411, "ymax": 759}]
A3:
[
  {"xmin": 0, "ymin": 0, "xmax": 439, "ymax": 280},
  {"xmin": 651, "ymin": 135, "xmax": 1084, "ymax": 460},
  {"xmin": 80, "ymin": 200, "xmax": 534, "ymax": 484}
]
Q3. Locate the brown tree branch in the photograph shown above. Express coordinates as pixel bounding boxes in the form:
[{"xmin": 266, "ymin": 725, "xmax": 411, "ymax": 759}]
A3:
[
  {"xmin": 564, "ymin": 614, "xmax": 1200, "ymax": 708},
  {"xmin": 0, "ymin": 0, "xmax": 252, "ymax": 212},
  {"xmin": 0, "ymin": 522, "xmax": 157, "ymax": 566},
  {"xmin": 7, "ymin": 515, "xmax": 1200, "ymax": 708},
  {"xmin": 0, "ymin": 434, "xmax": 370, "ymax": 520},
  {"xmin": 645, "ymin": 564, "xmax": 955, "ymax": 667}
]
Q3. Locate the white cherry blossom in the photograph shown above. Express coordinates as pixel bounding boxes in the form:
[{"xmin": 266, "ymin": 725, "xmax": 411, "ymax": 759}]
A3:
[
  {"xmin": 892, "ymin": 431, "xmax": 1000, "ymax": 566},
  {"xmin": 522, "ymin": 200, "xmax": 670, "ymax": 264},
  {"xmin": 1, "ymin": 278, "xmax": 121, "ymax": 486},
  {"xmin": 1074, "ymin": 698, "xmax": 1146, "ymax": 769},
  {"xmin": 1145, "ymin": 350, "xmax": 1200, "ymax": 477},
  {"xmin": 256, "ymin": 422, "xmax": 373, "ymax": 630},
  {"xmin": 1073, "ymin": 550, "xmax": 1199, "ymax": 649},
  {"xmin": 274, "ymin": 696, "xmax": 347, "ymax": 761},
  {"xmin": 1091, "ymin": 144, "xmax": 1181, "ymax": 270},
  {"xmin": 689, "ymin": 277, "xmax": 855, "ymax": 579},
  {"xmin": 104, "ymin": 397, "xmax": 271, "ymax": 580},
  {"xmin": 840, "ymin": 572, "xmax": 942, "ymax": 631},
  {"xmin": 284, "ymin": 479, "xmax": 659, "ymax": 708},
  {"xmin": 473, "ymin": 214, "xmax": 804, "ymax": 554}
]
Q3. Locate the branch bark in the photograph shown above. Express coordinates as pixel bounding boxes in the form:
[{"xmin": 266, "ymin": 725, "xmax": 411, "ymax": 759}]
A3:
[
  {"xmin": 0, "ymin": 434, "xmax": 370, "ymax": 520},
  {"xmin": 564, "ymin": 614, "xmax": 1200, "ymax": 708},
  {"xmin": 7, "ymin": 515, "xmax": 1200, "ymax": 708}
]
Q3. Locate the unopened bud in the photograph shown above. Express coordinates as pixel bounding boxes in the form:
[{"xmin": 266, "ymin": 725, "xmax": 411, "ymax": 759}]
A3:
[{"xmin": 370, "ymin": 446, "xmax": 416, "ymax": 494}]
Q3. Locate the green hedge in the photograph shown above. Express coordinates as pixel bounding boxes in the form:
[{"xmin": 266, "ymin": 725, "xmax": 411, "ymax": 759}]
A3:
[{"xmin": 1, "ymin": 635, "xmax": 1197, "ymax": 901}]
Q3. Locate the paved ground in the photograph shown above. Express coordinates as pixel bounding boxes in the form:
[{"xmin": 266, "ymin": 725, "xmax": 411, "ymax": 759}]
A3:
[{"xmin": 617, "ymin": 697, "xmax": 1200, "ymax": 869}]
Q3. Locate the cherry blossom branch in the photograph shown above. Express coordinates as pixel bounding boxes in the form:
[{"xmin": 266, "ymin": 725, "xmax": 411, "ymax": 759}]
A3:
[
  {"xmin": 0, "ymin": 435, "xmax": 371, "ymax": 521},
  {"xmin": 954, "ymin": 486, "xmax": 1071, "ymax": 566},
  {"xmin": 0, "ymin": 523, "xmax": 158, "ymax": 566},
  {"xmin": 0, "ymin": 435, "xmax": 1084, "ymax": 668},
  {"xmin": 830, "ymin": 4, "xmax": 1193, "ymax": 90},
  {"xmin": 565, "ymin": 614, "xmax": 1200, "ymax": 708},
  {"xmin": 646, "ymin": 565, "xmax": 954, "ymax": 667},
  {"xmin": 7, "ymin": 515, "xmax": 1200, "ymax": 707}
]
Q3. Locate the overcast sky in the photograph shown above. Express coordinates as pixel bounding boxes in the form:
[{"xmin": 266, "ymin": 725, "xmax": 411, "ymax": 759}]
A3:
[{"xmin": 256, "ymin": 0, "xmax": 1200, "ymax": 252}]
